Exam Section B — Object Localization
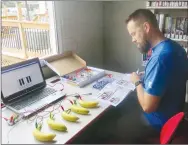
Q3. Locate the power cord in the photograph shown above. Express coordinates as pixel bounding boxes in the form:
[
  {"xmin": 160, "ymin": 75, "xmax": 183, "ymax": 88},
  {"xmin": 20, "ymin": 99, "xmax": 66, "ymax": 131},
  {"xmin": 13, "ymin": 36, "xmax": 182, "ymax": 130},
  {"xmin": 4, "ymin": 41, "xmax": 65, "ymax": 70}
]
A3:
[{"xmin": 6, "ymin": 119, "xmax": 24, "ymax": 144}]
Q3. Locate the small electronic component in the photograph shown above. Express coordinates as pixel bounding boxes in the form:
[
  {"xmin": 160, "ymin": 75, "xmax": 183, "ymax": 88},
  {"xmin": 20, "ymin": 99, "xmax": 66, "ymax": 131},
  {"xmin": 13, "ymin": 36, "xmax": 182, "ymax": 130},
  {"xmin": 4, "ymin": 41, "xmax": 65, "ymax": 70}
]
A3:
[
  {"xmin": 62, "ymin": 67, "xmax": 105, "ymax": 87},
  {"xmin": 7, "ymin": 114, "xmax": 23, "ymax": 126}
]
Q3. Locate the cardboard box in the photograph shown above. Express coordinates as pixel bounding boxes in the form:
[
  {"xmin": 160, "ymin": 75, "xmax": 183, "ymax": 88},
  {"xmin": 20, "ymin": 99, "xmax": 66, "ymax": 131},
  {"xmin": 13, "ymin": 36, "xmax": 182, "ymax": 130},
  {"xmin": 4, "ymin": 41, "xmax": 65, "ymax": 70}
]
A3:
[{"xmin": 44, "ymin": 51, "xmax": 105, "ymax": 87}]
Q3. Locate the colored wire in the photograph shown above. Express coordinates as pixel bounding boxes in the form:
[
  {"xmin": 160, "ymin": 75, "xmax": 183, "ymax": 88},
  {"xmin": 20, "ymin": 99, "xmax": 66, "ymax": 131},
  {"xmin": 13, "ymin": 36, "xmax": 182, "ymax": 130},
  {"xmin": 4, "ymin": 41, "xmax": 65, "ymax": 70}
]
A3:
[
  {"xmin": 0, "ymin": 115, "xmax": 9, "ymax": 121},
  {"xmin": 47, "ymin": 82, "xmax": 64, "ymax": 91},
  {"xmin": 3, "ymin": 92, "xmax": 91, "ymax": 144},
  {"xmin": 4, "ymin": 101, "xmax": 62, "ymax": 143},
  {"xmin": 1, "ymin": 92, "xmax": 88, "ymax": 123},
  {"xmin": 6, "ymin": 119, "xmax": 24, "ymax": 144},
  {"xmin": 1, "ymin": 103, "xmax": 5, "ymax": 108}
]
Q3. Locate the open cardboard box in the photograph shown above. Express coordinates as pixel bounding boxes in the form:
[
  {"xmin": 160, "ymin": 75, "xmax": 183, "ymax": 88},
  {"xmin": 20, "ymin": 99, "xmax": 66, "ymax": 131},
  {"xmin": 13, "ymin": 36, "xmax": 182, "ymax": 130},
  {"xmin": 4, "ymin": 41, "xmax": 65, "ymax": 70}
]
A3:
[{"xmin": 44, "ymin": 51, "xmax": 105, "ymax": 87}]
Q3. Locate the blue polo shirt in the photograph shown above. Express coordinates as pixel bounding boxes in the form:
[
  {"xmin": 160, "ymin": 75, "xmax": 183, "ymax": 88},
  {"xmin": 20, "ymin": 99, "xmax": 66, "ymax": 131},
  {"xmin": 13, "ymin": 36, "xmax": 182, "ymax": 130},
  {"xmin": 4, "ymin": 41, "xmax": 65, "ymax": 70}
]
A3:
[{"xmin": 142, "ymin": 38, "xmax": 188, "ymax": 131}]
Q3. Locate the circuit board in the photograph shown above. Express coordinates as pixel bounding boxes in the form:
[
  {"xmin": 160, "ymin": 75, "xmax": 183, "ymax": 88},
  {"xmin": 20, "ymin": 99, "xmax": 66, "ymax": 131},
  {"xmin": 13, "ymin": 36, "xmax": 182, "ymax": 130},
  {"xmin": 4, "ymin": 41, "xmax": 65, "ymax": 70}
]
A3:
[{"xmin": 61, "ymin": 67, "xmax": 105, "ymax": 87}]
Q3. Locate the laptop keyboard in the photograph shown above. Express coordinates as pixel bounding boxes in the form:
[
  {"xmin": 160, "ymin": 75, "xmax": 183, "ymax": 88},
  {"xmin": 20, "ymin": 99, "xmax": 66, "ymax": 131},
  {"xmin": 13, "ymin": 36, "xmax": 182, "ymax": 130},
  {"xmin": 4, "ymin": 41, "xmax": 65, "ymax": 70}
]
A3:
[{"xmin": 10, "ymin": 88, "xmax": 57, "ymax": 110}]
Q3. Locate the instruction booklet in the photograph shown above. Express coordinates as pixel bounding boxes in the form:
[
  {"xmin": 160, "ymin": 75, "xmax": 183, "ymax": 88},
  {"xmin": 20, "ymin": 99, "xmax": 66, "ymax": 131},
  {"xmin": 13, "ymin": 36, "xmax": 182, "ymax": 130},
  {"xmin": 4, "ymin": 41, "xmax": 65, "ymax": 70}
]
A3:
[{"xmin": 96, "ymin": 74, "xmax": 135, "ymax": 107}]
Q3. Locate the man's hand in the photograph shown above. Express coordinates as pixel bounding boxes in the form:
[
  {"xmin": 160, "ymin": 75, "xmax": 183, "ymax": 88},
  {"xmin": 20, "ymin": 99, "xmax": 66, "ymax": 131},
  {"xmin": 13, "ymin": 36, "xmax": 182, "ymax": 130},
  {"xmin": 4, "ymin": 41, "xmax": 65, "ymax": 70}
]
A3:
[
  {"xmin": 131, "ymin": 72, "xmax": 140, "ymax": 84},
  {"xmin": 138, "ymin": 71, "xmax": 145, "ymax": 76}
]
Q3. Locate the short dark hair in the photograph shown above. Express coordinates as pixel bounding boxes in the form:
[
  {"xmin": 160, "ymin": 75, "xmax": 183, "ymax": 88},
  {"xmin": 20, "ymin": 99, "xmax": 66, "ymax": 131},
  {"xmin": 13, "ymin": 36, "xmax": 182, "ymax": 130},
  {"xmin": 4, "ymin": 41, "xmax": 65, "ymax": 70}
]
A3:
[{"xmin": 126, "ymin": 9, "xmax": 158, "ymax": 28}]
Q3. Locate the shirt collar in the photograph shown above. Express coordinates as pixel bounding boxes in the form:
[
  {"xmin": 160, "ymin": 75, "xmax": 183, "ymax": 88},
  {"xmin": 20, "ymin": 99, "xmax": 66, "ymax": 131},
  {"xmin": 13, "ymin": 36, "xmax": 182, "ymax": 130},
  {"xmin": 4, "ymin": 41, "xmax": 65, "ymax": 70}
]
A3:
[{"xmin": 151, "ymin": 38, "xmax": 170, "ymax": 52}]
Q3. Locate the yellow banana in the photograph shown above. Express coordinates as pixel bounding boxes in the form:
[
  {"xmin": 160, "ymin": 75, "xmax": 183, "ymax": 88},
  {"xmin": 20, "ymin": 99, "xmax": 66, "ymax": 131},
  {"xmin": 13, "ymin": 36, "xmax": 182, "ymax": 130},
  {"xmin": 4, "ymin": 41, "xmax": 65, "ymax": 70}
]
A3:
[
  {"xmin": 47, "ymin": 113, "xmax": 67, "ymax": 131},
  {"xmin": 61, "ymin": 109, "xmax": 79, "ymax": 122},
  {"xmin": 47, "ymin": 118, "xmax": 67, "ymax": 131},
  {"xmin": 70, "ymin": 104, "xmax": 89, "ymax": 115},
  {"xmin": 33, "ymin": 128, "xmax": 56, "ymax": 142},
  {"xmin": 78, "ymin": 100, "xmax": 99, "ymax": 108}
]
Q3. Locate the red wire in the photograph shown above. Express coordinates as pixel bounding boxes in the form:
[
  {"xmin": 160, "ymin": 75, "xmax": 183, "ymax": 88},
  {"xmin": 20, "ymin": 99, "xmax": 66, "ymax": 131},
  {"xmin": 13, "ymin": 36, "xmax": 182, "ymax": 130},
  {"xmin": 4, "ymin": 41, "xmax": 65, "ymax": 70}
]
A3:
[
  {"xmin": 1, "ymin": 92, "xmax": 71, "ymax": 123},
  {"xmin": 79, "ymin": 95, "xmax": 82, "ymax": 100},
  {"xmin": 66, "ymin": 99, "xmax": 73, "ymax": 105},
  {"xmin": 0, "ymin": 115, "xmax": 9, "ymax": 121},
  {"xmin": 47, "ymin": 83, "xmax": 64, "ymax": 91},
  {"xmin": 0, "ymin": 83, "xmax": 65, "ymax": 121},
  {"xmin": 1, "ymin": 103, "xmax": 5, "ymax": 108},
  {"xmin": 0, "ymin": 100, "xmax": 64, "ymax": 125}
]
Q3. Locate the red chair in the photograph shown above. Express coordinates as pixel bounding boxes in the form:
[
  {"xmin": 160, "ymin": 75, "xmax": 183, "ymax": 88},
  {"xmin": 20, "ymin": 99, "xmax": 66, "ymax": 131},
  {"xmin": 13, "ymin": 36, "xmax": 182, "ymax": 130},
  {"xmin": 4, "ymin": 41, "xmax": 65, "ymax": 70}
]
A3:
[
  {"xmin": 143, "ymin": 112, "xmax": 186, "ymax": 144},
  {"xmin": 160, "ymin": 112, "xmax": 185, "ymax": 144},
  {"xmin": 106, "ymin": 112, "xmax": 187, "ymax": 144}
]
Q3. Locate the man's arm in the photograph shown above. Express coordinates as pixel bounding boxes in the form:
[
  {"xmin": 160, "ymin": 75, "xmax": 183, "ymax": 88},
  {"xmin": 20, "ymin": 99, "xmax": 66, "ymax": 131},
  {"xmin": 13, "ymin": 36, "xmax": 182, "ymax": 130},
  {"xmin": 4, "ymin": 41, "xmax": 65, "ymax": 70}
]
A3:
[
  {"xmin": 131, "ymin": 72, "xmax": 161, "ymax": 113},
  {"xmin": 131, "ymin": 52, "xmax": 172, "ymax": 113}
]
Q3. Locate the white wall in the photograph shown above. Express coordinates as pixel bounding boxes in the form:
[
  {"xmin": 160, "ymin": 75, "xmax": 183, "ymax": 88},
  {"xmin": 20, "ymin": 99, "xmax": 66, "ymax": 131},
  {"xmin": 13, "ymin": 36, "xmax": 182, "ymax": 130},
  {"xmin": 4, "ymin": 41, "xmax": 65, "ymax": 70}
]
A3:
[
  {"xmin": 54, "ymin": 1, "xmax": 104, "ymax": 68},
  {"xmin": 53, "ymin": 1, "xmax": 146, "ymax": 71},
  {"xmin": 103, "ymin": 1, "xmax": 146, "ymax": 73}
]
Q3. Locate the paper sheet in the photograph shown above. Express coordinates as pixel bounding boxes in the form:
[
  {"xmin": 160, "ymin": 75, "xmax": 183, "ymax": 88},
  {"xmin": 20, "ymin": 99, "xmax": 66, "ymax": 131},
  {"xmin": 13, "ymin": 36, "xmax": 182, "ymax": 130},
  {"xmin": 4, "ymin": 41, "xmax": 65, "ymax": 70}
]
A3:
[
  {"xmin": 112, "ymin": 73, "xmax": 135, "ymax": 91},
  {"xmin": 96, "ymin": 73, "xmax": 135, "ymax": 107}
]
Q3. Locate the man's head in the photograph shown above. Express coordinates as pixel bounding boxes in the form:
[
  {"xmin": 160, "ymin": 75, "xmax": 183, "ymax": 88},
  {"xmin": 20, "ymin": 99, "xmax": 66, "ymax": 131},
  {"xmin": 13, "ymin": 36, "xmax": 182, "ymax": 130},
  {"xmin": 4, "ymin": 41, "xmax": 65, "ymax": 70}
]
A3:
[{"xmin": 126, "ymin": 9, "xmax": 159, "ymax": 53}]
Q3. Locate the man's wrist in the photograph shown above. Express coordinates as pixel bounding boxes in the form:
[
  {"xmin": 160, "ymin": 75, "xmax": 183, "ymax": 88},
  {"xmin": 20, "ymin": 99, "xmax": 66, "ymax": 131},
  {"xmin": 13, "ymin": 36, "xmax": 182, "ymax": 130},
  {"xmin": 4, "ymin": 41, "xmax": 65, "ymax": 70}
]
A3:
[{"xmin": 135, "ymin": 80, "xmax": 142, "ymax": 87}]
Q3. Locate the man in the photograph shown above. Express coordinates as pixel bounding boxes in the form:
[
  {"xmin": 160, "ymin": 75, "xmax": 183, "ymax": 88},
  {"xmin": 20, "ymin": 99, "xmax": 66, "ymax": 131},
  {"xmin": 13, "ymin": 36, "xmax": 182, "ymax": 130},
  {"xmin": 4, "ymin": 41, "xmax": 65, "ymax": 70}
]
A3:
[
  {"xmin": 91, "ymin": 9, "xmax": 187, "ymax": 144},
  {"xmin": 126, "ymin": 9, "xmax": 187, "ymax": 133}
]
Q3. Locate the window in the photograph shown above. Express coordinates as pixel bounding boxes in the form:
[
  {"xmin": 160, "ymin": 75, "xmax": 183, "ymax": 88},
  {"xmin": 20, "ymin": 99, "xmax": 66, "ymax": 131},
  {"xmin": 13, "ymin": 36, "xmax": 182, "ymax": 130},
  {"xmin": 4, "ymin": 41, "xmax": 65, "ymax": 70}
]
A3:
[{"xmin": 1, "ymin": 1, "xmax": 57, "ymax": 67}]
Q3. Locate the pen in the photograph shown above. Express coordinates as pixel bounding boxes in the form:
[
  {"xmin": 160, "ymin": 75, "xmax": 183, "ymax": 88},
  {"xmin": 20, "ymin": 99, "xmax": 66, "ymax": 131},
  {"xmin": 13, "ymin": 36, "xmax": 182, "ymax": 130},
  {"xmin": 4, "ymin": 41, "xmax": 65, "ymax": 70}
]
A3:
[{"xmin": 136, "ymin": 68, "xmax": 139, "ymax": 74}]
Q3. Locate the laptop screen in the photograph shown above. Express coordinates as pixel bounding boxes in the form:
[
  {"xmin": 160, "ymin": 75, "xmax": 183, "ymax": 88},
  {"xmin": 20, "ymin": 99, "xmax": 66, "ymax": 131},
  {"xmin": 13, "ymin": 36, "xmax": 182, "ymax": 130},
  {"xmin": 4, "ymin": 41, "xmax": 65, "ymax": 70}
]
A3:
[{"xmin": 1, "ymin": 58, "xmax": 45, "ymax": 103}]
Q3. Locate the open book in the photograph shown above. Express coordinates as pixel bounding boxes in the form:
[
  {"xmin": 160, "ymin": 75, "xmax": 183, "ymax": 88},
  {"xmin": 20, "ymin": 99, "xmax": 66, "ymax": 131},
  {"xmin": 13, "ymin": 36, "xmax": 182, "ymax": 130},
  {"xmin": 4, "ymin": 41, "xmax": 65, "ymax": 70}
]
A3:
[{"xmin": 96, "ymin": 74, "xmax": 135, "ymax": 107}]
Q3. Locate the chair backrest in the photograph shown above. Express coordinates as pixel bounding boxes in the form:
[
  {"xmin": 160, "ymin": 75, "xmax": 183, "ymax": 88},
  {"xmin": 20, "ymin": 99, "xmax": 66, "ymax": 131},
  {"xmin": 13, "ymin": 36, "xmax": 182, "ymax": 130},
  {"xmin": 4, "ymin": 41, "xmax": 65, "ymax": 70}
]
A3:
[{"xmin": 160, "ymin": 112, "xmax": 185, "ymax": 144}]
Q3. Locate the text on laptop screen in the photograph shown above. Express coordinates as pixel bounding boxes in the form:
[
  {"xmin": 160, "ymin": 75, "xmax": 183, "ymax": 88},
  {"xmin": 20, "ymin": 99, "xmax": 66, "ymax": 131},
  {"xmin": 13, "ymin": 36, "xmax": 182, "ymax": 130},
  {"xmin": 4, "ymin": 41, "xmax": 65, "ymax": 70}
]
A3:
[{"xmin": 2, "ymin": 61, "xmax": 44, "ymax": 98}]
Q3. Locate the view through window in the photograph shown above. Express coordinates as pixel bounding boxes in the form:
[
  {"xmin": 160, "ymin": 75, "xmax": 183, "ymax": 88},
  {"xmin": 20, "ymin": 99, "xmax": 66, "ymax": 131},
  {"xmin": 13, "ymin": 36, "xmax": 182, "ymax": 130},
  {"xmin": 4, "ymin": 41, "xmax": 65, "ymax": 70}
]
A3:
[{"xmin": 1, "ymin": 1, "xmax": 56, "ymax": 67}]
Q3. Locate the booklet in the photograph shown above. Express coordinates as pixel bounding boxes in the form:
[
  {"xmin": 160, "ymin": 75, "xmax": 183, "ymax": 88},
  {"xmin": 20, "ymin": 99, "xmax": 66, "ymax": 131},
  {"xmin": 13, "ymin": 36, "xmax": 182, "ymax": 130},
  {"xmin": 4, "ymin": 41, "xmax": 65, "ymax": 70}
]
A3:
[{"xmin": 96, "ymin": 74, "xmax": 135, "ymax": 107}]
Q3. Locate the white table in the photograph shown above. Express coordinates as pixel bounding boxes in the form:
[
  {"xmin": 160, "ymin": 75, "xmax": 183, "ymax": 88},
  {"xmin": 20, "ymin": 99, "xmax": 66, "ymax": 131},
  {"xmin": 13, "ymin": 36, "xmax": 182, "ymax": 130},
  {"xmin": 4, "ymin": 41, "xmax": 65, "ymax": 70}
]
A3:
[{"xmin": 1, "ymin": 69, "xmax": 125, "ymax": 144}]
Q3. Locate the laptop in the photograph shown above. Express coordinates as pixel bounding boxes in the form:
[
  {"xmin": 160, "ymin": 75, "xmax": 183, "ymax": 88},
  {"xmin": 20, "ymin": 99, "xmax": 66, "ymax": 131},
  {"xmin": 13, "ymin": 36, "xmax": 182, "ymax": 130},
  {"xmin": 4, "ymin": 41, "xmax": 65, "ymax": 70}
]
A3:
[{"xmin": 1, "ymin": 57, "xmax": 66, "ymax": 118}]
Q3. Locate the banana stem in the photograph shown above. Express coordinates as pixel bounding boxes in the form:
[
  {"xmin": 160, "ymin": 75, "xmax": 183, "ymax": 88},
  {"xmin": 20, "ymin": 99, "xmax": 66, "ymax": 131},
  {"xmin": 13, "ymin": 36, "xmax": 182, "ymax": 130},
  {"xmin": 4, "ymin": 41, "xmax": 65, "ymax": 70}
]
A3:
[
  {"xmin": 67, "ymin": 109, "xmax": 71, "ymax": 114},
  {"xmin": 73, "ymin": 100, "xmax": 77, "ymax": 105},
  {"xmin": 50, "ymin": 112, "xmax": 54, "ymax": 120},
  {"xmin": 35, "ymin": 122, "xmax": 42, "ymax": 131},
  {"xmin": 38, "ymin": 123, "xmax": 42, "ymax": 131},
  {"xmin": 35, "ymin": 122, "xmax": 38, "ymax": 129}
]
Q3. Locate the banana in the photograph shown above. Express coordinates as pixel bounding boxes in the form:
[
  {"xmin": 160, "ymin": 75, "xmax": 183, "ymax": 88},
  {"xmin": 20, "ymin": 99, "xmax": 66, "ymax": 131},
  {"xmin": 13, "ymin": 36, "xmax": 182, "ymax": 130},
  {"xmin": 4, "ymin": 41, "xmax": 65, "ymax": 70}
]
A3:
[
  {"xmin": 47, "ymin": 118, "xmax": 67, "ymax": 132},
  {"xmin": 61, "ymin": 109, "xmax": 79, "ymax": 122},
  {"xmin": 47, "ymin": 113, "xmax": 67, "ymax": 132},
  {"xmin": 33, "ymin": 128, "xmax": 56, "ymax": 142},
  {"xmin": 70, "ymin": 104, "xmax": 89, "ymax": 115},
  {"xmin": 78, "ymin": 100, "xmax": 99, "ymax": 108}
]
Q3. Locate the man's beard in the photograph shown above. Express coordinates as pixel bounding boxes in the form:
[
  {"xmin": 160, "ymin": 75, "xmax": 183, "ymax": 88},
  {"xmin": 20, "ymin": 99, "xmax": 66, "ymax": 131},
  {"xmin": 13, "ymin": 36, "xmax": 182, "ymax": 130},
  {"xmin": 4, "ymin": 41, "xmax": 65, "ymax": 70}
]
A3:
[{"xmin": 138, "ymin": 40, "xmax": 151, "ymax": 54}]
